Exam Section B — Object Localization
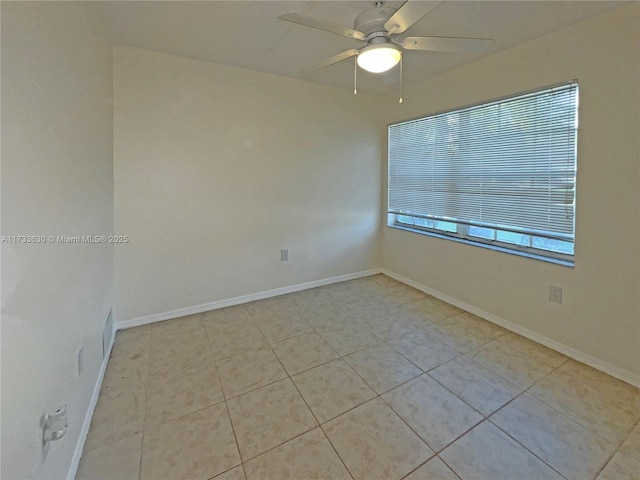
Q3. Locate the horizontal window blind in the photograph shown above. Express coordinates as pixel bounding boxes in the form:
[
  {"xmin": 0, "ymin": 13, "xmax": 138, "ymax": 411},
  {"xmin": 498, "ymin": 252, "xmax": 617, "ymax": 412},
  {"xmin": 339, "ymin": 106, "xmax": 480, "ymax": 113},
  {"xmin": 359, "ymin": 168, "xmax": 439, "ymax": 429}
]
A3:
[{"xmin": 388, "ymin": 82, "xmax": 578, "ymax": 241}]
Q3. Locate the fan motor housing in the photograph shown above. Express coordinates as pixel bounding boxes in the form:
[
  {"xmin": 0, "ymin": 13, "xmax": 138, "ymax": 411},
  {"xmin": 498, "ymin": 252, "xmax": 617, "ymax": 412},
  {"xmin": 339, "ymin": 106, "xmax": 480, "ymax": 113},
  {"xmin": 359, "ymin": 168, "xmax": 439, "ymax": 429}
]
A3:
[{"xmin": 354, "ymin": 7, "xmax": 396, "ymax": 36}]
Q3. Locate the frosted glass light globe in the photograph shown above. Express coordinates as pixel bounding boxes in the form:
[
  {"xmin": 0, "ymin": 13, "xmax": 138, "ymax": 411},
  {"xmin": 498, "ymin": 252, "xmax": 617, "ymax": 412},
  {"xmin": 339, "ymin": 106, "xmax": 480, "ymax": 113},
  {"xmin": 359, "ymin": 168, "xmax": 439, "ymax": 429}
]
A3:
[{"xmin": 357, "ymin": 44, "xmax": 402, "ymax": 73}]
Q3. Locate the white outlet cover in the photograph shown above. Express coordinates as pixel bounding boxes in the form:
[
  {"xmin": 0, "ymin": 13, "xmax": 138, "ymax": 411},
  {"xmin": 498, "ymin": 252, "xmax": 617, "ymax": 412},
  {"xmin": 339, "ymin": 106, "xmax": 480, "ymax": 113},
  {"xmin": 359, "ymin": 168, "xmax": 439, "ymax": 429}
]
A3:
[{"xmin": 549, "ymin": 285, "xmax": 563, "ymax": 304}]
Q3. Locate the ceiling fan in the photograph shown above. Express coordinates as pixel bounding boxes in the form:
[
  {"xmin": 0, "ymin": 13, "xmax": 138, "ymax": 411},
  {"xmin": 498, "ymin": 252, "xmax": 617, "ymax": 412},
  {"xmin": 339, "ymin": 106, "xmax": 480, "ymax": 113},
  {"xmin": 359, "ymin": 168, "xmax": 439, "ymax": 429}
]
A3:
[{"xmin": 279, "ymin": 0, "xmax": 494, "ymax": 76}]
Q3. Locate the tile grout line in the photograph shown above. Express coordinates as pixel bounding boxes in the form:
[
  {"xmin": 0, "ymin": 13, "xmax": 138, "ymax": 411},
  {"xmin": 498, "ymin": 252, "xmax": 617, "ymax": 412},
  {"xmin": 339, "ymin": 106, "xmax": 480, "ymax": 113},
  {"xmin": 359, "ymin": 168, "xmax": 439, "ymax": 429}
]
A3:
[
  {"xmin": 457, "ymin": 339, "xmax": 569, "ymax": 398},
  {"xmin": 137, "ymin": 321, "xmax": 156, "ymax": 480},
  {"xmin": 323, "ymin": 292, "xmax": 580, "ymax": 478},
  {"xmin": 303, "ymin": 342, "xmax": 451, "ymax": 477},
  {"xmin": 203, "ymin": 315, "xmax": 247, "ymax": 480},
  {"xmin": 258, "ymin": 311, "xmax": 360, "ymax": 479},
  {"xmin": 139, "ymin": 336, "xmax": 227, "ymax": 428},
  {"xmin": 238, "ymin": 422, "xmax": 318, "ymax": 465},
  {"xmin": 434, "ymin": 454, "xmax": 464, "ymax": 480},
  {"xmin": 205, "ymin": 464, "xmax": 241, "ymax": 480},
  {"xmin": 517, "ymin": 356, "xmax": 628, "ymax": 448},
  {"xmin": 593, "ymin": 416, "xmax": 640, "ymax": 479},
  {"xmin": 485, "ymin": 416, "xmax": 569, "ymax": 479},
  {"xmin": 479, "ymin": 356, "xmax": 609, "ymax": 480},
  {"xmin": 282, "ymin": 357, "xmax": 357, "ymax": 480},
  {"xmin": 241, "ymin": 316, "xmax": 323, "ymax": 466},
  {"xmin": 218, "ymin": 367, "xmax": 288, "ymax": 402},
  {"xmin": 317, "ymin": 425, "xmax": 357, "ymax": 480},
  {"xmin": 228, "ymin": 350, "xmax": 317, "ymax": 466},
  {"xmin": 81, "ymin": 328, "xmax": 152, "ymax": 477},
  {"xmin": 96, "ymin": 277, "xmax": 639, "ymax": 480},
  {"xmin": 375, "ymin": 378, "xmax": 490, "ymax": 458},
  {"xmin": 398, "ymin": 453, "xmax": 464, "ymax": 480}
]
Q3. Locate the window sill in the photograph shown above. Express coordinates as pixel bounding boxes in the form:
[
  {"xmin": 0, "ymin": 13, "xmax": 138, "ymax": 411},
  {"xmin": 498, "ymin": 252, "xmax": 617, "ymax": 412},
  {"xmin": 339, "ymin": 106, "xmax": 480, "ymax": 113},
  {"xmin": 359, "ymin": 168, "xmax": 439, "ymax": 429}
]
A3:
[{"xmin": 387, "ymin": 224, "xmax": 575, "ymax": 268}]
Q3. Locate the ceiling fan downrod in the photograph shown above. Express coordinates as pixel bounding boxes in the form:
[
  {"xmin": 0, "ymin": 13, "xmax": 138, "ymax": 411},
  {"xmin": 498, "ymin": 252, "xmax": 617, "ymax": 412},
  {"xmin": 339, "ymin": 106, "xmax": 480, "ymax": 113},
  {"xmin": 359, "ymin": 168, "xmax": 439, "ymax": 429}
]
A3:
[{"xmin": 354, "ymin": 56, "xmax": 358, "ymax": 95}]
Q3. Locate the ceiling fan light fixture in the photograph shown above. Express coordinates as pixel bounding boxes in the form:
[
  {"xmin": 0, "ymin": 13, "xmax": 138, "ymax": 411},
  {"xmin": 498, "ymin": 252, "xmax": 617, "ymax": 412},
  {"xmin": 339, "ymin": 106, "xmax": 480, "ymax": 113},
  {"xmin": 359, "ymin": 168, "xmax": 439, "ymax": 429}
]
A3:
[{"xmin": 357, "ymin": 44, "xmax": 401, "ymax": 73}]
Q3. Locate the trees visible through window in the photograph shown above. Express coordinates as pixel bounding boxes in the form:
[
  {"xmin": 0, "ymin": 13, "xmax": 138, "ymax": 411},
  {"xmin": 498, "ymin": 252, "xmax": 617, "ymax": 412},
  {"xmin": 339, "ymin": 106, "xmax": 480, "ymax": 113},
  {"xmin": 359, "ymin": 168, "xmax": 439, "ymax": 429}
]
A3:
[{"xmin": 388, "ymin": 82, "xmax": 578, "ymax": 264}]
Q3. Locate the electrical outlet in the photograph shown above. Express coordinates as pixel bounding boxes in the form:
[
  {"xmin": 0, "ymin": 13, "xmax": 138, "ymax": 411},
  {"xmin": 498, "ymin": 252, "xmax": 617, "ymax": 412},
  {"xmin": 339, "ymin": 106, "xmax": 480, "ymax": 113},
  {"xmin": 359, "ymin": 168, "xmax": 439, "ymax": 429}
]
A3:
[
  {"xmin": 281, "ymin": 249, "xmax": 289, "ymax": 261},
  {"xmin": 549, "ymin": 285, "xmax": 563, "ymax": 304},
  {"xmin": 77, "ymin": 347, "xmax": 84, "ymax": 376}
]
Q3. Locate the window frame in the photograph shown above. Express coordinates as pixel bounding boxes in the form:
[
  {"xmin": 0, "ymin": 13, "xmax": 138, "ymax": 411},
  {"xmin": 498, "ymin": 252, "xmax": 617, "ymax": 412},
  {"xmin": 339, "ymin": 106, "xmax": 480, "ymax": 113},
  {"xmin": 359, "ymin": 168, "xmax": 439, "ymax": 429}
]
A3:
[{"xmin": 386, "ymin": 81, "xmax": 578, "ymax": 266}]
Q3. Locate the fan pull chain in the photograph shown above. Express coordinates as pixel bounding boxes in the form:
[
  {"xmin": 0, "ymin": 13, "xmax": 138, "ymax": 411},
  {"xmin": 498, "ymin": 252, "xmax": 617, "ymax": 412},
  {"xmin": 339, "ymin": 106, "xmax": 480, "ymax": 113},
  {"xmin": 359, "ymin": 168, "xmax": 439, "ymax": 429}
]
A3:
[
  {"xmin": 399, "ymin": 55, "xmax": 403, "ymax": 104},
  {"xmin": 354, "ymin": 56, "xmax": 358, "ymax": 95}
]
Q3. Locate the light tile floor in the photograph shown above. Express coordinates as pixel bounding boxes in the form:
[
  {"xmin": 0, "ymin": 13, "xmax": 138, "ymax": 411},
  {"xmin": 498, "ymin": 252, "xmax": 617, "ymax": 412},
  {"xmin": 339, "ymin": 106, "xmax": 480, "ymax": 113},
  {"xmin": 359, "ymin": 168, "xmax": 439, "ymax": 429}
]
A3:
[{"xmin": 77, "ymin": 274, "xmax": 640, "ymax": 480}]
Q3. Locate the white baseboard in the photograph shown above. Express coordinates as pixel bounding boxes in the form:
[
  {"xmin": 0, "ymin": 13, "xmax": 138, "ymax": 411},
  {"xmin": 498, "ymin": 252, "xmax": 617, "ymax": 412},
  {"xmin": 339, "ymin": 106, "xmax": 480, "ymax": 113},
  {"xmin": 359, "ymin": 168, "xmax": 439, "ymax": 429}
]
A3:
[
  {"xmin": 66, "ymin": 327, "xmax": 116, "ymax": 480},
  {"xmin": 382, "ymin": 269, "xmax": 640, "ymax": 388},
  {"xmin": 116, "ymin": 268, "xmax": 383, "ymax": 330}
]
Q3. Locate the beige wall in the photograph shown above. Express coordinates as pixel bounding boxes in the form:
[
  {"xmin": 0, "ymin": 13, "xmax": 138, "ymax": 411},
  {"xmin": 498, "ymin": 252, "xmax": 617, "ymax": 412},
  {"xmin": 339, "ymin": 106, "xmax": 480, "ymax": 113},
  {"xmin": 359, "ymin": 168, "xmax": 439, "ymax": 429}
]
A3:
[
  {"xmin": 1, "ymin": 2, "xmax": 114, "ymax": 479},
  {"xmin": 381, "ymin": 4, "xmax": 640, "ymax": 381},
  {"xmin": 113, "ymin": 46, "xmax": 383, "ymax": 322}
]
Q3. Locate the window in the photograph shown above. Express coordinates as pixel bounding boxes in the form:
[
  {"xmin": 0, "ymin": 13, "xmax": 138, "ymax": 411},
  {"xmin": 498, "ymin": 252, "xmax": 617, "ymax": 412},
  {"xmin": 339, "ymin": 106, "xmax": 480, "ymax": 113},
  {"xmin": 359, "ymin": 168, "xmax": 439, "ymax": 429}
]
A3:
[{"xmin": 388, "ymin": 82, "xmax": 578, "ymax": 264}]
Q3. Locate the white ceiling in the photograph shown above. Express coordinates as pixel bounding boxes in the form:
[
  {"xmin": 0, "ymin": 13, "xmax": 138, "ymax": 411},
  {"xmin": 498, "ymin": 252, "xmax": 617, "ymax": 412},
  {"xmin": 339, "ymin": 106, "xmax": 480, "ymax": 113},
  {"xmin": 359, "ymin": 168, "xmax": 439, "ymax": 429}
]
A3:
[{"xmin": 98, "ymin": 1, "xmax": 627, "ymax": 94}]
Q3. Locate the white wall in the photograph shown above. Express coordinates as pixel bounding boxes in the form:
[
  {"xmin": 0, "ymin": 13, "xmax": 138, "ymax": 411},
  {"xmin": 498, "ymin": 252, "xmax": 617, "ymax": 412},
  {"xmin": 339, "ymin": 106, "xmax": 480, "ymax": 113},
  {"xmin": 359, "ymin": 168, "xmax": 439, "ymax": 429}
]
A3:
[
  {"xmin": 1, "ymin": 3, "xmax": 114, "ymax": 479},
  {"xmin": 381, "ymin": 4, "xmax": 640, "ymax": 381},
  {"xmin": 113, "ymin": 46, "xmax": 383, "ymax": 322}
]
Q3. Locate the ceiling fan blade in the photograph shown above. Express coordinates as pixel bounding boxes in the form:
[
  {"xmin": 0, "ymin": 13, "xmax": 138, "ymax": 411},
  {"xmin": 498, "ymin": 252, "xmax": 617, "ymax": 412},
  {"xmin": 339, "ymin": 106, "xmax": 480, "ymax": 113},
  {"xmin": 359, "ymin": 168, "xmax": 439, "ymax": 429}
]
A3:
[
  {"xmin": 400, "ymin": 36, "xmax": 494, "ymax": 54},
  {"xmin": 279, "ymin": 13, "xmax": 365, "ymax": 41},
  {"xmin": 303, "ymin": 49, "xmax": 359, "ymax": 72},
  {"xmin": 384, "ymin": 1, "xmax": 443, "ymax": 35}
]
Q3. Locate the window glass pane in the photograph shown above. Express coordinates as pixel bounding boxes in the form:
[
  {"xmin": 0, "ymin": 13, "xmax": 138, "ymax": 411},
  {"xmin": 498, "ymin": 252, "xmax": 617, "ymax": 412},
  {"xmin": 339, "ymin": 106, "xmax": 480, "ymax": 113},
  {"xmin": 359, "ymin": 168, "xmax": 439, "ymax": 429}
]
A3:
[
  {"xmin": 414, "ymin": 217, "xmax": 433, "ymax": 228},
  {"xmin": 532, "ymin": 237, "xmax": 574, "ymax": 255},
  {"xmin": 468, "ymin": 226, "xmax": 495, "ymax": 240},
  {"xmin": 496, "ymin": 230, "xmax": 530, "ymax": 246},
  {"xmin": 396, "ymin": 215, "xmax": 457, "ymax": 233},
  {"xmin": 433, "ymin": 221, "xmax": 457, "ymax": 233}
]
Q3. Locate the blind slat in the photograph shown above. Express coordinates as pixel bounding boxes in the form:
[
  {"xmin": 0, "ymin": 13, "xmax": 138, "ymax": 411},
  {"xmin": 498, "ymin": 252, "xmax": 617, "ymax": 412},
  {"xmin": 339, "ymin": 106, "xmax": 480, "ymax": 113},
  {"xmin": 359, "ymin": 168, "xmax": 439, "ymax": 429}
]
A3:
[{"xmin": 388, "ymin": 83, "xmax": 578, "ymax": 241}]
